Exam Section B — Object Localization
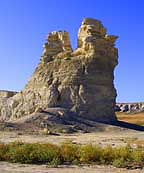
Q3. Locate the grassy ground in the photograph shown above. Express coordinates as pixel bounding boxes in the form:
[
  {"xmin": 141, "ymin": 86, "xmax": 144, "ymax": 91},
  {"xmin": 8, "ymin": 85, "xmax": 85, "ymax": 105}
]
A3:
[
  {"xmin": 116, "ymin": 112, "xmax": 144, "ymax": 146},
  {"xmin": 116, "ymin": 112, "xmax": 144, "ymax": 126}
]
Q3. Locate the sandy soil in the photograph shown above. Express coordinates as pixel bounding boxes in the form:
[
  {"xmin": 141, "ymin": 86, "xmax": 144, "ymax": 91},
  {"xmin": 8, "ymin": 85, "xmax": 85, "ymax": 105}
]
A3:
[
  {"xmin": 0, "ymin": 130, "xmax": 144, "ymax": 147},
  {"xmin": 0, "ymin": 162, "xmax": 143, "ymax": 173}
]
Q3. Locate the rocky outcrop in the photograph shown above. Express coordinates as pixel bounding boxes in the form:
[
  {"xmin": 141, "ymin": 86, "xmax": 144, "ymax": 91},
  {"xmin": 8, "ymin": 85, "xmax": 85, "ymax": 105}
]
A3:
[
  {"xmin": 0, "ymin": 90, "xmax": 17, "ymax": 99},
  {"xmin": 115, "ymin": 103, "xmax": 144, "ymax": 113},
  {"xmin": 41, "ymin": 31, "xmax": 72, "ymax": 63},
  {"xmin": 0, "ymin": 18, "xmax": 118, "ymax": 123}
]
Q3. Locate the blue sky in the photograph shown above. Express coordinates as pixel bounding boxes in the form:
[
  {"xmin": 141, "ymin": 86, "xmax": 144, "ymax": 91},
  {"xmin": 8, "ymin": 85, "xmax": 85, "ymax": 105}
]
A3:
[{"xmin": 0, "ymin": 0, "xmax": 144, "ymax": 102}]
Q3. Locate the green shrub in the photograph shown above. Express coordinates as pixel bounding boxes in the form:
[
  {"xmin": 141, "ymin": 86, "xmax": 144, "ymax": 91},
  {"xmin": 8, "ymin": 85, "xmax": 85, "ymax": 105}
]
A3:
[
  {"xmin": 60, "ymin": 142, "xmax": 79, "ymax": 163},
  {"xmin": 112, "ymin": 145, "xmax": 144, "ymax": 168},
  {"xmin": 8, "ymin": 143, "xmax": 60, "ymax": 164},
  {"xmin": 79, "ymin": 144, "xmax": 102, "ymax": 163},
  {"xmin": 0, "ymin": 143, "xmax": 9, "ymax": 161},
  {"xmin": 8, "ymin": 143, "xmax": 34, "ymax": 163},
  {"xmin": 112, "ymin": 158, "xmax": 127, "ymax": 168},
  {"xmin": 100, "ymin": 146, "xmax": 114, "ymax": 164},
  {"xmin": 0, "ymin": 142, "xmax": 143, "ymax": 169},
  {"xmin": 113, "ymin": 145, "xmax": 132, "ymax": 161},
  {"xmin": 29, "ymin": 143, "xmax": 60, "ymax": 164},
  {"xmin": 47, "ymin": 157, "xmax": 61, "ymax": 167},
  {"xmin": 130, "ymin": 149, "xmax": 144, "ymax": 168}
]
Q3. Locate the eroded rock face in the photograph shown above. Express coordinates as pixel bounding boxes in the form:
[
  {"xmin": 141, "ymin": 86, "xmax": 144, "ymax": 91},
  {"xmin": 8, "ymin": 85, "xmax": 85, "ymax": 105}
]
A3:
[
  {"xmin": 41, "ymin": 31, "xmax": 72, "ymax": 63},
  {"xmin": 0, "ymin": 18, "xmax": 118, "ymax": 122}
]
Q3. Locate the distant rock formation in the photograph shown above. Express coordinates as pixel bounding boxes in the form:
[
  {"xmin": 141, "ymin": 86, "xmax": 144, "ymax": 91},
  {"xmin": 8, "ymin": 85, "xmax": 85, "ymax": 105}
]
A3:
[
  {"xmin": 0, "ymin": 18, "xmax": 118, "ymax": 122},
  {"xmin": 0, "ymin": 90, "xmax": 17, "ymax": 99},
  {"xmin": 115, "ymin": 103, "xmax": 144, "ymax": 113}
]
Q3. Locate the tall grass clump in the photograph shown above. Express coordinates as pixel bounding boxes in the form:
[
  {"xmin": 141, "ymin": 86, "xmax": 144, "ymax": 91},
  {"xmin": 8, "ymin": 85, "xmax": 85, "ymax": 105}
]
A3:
[
  {"xmin": 100, "ymin": 145, "xmax": 114, "ymax": 164},
  {"xmin": 79, "ymin": 144, "xmax": 102, "ymax": 163},
  {"xmin": 0, "ymin": 143, "xmax": 9, "ymax": 161},
  {"xmin": 5, "ymin": 142, "xmax": 60, "ymax": 164},
  {"xmin": 112, "ymin": 145, "xmax": 144, "ymax": 168},
  {"xmin": 60, "ymin": 142, "xmax": 80, "ymax": 164}
]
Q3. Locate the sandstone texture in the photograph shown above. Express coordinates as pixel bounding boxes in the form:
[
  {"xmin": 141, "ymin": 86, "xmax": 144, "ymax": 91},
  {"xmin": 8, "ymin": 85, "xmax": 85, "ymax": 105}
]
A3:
[{"xmin": 0, "ymin": 18, "xmax": 118, "ymax": 123}]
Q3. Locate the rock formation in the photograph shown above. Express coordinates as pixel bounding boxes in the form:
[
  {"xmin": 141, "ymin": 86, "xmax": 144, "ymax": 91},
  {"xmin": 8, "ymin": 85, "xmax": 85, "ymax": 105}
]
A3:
[
  {"xmin": 115, "ymin": 103, "xmax": 144, "ymax": 113},
  {"xmin": 0, "ymin": 18, "xmax": 118, "ymax": 123},
  {"xmin": 0, "ymin": 90, "xmax": 17, "ymax": 99}
]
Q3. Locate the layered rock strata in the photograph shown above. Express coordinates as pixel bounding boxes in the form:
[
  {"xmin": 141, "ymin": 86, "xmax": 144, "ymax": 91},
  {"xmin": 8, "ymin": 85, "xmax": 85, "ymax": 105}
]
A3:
[
  {"xmin": 115, "ymin": 103, "xmax": 144, "ymax": 113},
  {"xmin": 0, "ymin": 18, "xmax": 118, "ymax": 122}
]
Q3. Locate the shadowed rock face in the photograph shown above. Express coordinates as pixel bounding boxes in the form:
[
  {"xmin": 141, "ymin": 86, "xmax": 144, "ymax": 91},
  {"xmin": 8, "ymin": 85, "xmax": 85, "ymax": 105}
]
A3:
[{"xmin": 0, "ymin": 18, "xmax": 118, "ymax": 122}]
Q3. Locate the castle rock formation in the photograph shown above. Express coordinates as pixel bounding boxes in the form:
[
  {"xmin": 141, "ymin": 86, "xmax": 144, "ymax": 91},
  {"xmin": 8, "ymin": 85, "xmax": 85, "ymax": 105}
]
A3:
[{"xmin": 0, "ymin": 18, "xmax": 118, "ymax": 122}]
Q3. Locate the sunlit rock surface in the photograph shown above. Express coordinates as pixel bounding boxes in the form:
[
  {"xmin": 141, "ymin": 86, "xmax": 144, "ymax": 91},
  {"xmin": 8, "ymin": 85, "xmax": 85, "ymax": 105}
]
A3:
[{"xmin": 0, "ymin": 18, "xmax": 118, "ymax": 122}]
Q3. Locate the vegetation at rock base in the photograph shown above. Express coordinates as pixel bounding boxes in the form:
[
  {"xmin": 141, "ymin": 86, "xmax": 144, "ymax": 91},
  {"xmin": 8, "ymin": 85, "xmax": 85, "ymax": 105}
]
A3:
[{"xmin": 0, "ymin": 142, "xmax": 144, "ymax": 169}]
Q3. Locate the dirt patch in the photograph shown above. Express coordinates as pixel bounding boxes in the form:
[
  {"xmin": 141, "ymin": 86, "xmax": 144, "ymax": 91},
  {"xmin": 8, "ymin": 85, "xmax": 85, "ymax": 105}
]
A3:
[
  {"xmin": 0, "ymin": 129, "xmax": 143, "ymax": 148},
  {"xmin": 0, "ymin": 162, "xmax": 143, "ymax": 173}
]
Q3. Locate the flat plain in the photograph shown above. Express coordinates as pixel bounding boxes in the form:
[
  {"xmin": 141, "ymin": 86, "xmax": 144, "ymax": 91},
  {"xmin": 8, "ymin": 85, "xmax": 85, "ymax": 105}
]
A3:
[{"xmin": 0, "ymin": 112, "xmax": 144, "ymax": 173}]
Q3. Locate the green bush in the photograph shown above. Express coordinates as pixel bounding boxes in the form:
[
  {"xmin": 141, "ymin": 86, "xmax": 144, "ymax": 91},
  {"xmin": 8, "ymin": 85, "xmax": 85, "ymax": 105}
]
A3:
[
  {"xmin": 47, "ymin": 157, "xmax": 61, "ymax": 167},
  {"xmin": 113, "ymin": 145, "xmax": 132, "ymax": 161},
  {"xmin": 60, "ymin": 142, "xmax": 79, "ymax": 163},
  {"xmin": 0, "ymin": 142, "xmax": 144, "ymax": 169},
  {"xmin": 0, "ymin": 143, "xmax": 9, "ymax": 161},
  {"xmin": 79, "ymin": 144, "xmax": 102, "ymax": 163},
  {"xmin": 130, "ymin": 149, "xmax": 144, "ymax": 168},
  {"xmin": 112, "ymin": 145, "xmax": 144, "ymax": 168},
  {"xmin": 7, "ymin": 143, "xmax": 60, "ymax": 164},
  {"xmin": 112, "ymin": 158, "xmax": 127, "ymax": 168},
  {"xmin": 100, "ymin": 145, "xmax": 114, "ymax": 164}
]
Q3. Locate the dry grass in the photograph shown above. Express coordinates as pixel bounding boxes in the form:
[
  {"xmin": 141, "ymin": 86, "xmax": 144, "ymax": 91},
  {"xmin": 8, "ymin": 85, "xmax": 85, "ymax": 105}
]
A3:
[{"xmin": 116, "ymin": 112, "xmax": 144, "ymax": 126}]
